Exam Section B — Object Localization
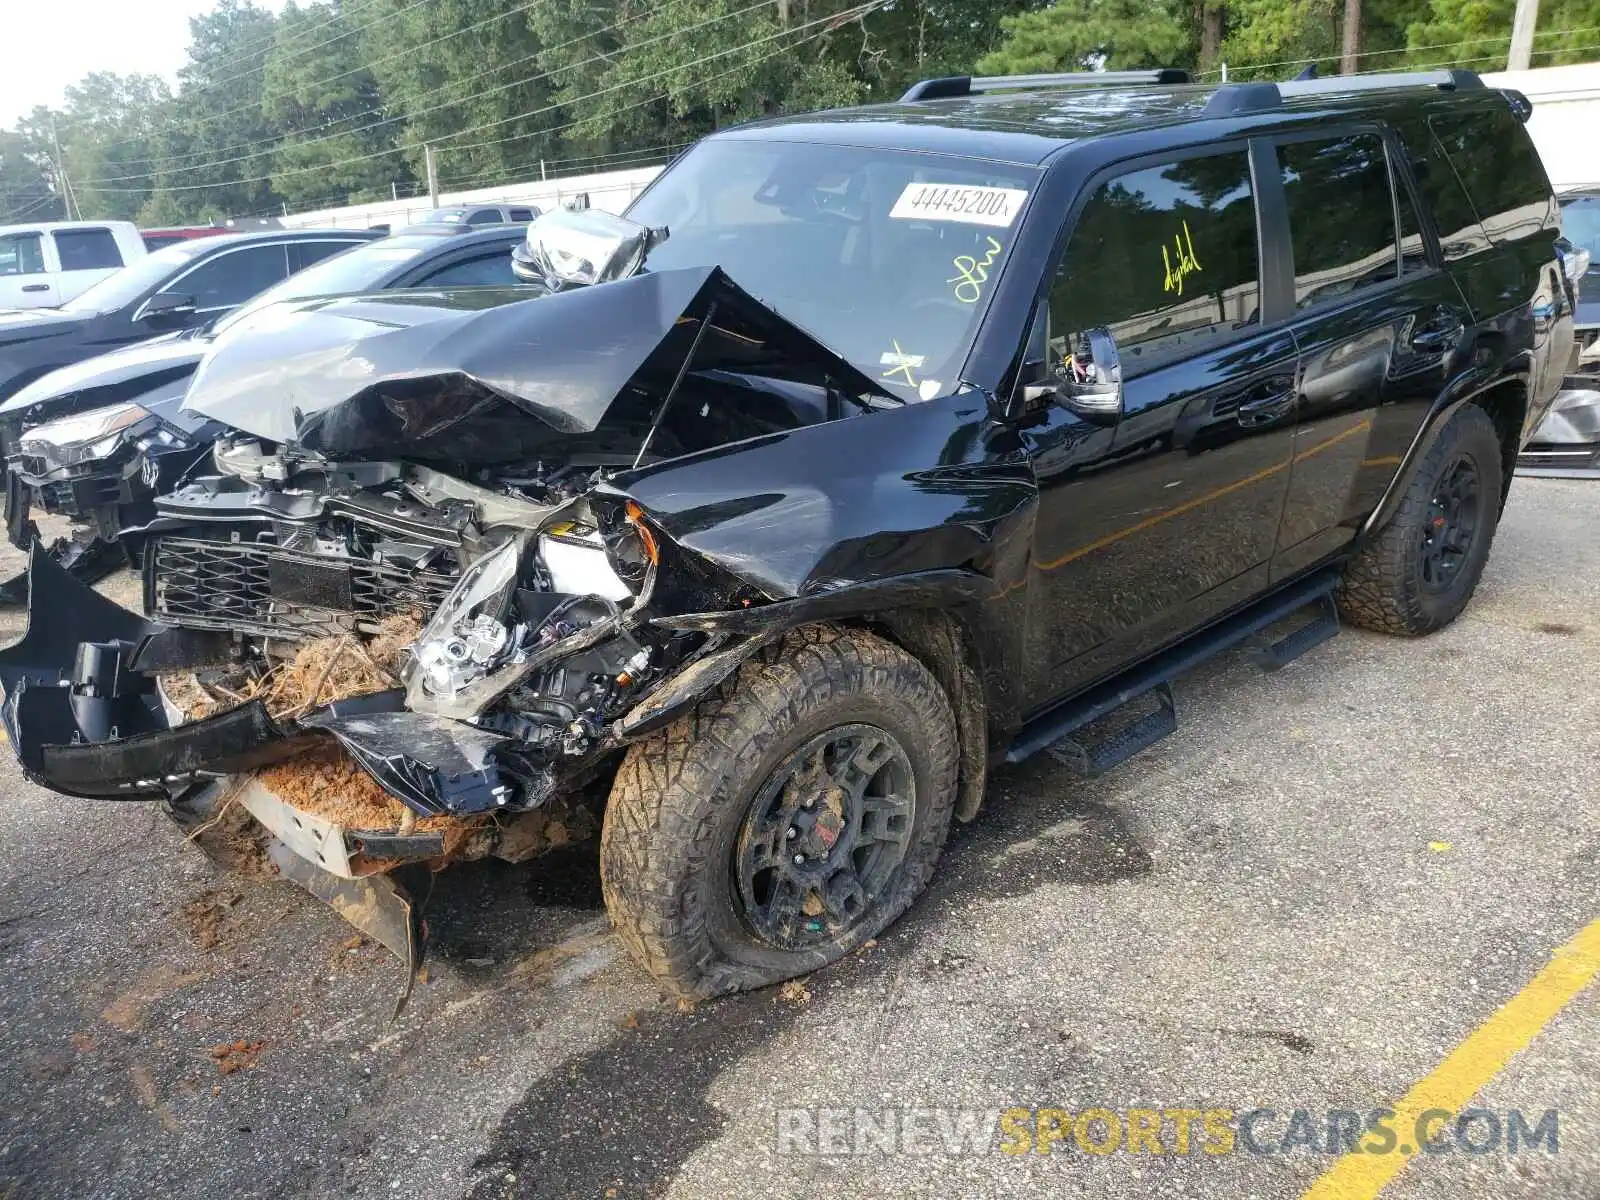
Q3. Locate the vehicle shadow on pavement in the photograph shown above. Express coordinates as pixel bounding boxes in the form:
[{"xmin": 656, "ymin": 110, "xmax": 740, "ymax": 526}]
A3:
[{"xmin": 462, "ymin": 755, "xmax": 1151, "ymax": 1199}]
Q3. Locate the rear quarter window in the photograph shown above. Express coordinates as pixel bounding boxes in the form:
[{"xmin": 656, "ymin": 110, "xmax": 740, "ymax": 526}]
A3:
[
  {"xmin": 53, "ymin": 228, "xmax": 124, "ymax": 271},
  {"xmin": 1428, "ymin": 105, "xmax": 1554, "ymax": 245}
]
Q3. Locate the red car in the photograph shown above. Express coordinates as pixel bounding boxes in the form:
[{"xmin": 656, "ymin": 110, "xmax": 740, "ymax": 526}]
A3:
[{"xmin": 138, "ymin": 225, "xmax": 229, "ymax": 251}]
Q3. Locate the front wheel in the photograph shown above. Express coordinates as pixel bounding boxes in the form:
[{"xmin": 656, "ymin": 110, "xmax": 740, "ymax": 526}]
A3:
[
  {"xmin": 600, "ymin": 626, "xmax": 958, "ymax": 1000},
  {"xmin": 1337, "ymin": 402, "xmax": 1505, "ymax": 636}
]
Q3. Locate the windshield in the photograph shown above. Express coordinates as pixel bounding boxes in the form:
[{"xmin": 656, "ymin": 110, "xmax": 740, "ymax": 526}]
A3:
[
  {"xmin": 1562, "ymin": 195, "xmax": 1600, "ymax": 262},
  {"xmin": 416, "ymin": 209, "xmax": 466, "ymax": 224},
  {"xmin": 213, "ymin": 241, "xmax": 428, "ymax": 334},
  {"xmin": 626, "ymin": 139, "xmax": 1038, "ymax": 399},
  {"xmin": 58, "ymin": 243, "xmax": 205, "ymax": 314}
]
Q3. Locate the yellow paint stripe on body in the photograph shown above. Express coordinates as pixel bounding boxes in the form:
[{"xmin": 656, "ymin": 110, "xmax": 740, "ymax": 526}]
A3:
[{"xmin": 1301, "ymin": 917, "xmax": 1600, "ymax": 1200}]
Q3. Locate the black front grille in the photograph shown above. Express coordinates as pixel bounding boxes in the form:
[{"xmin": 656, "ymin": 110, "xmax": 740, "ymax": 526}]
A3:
[{"xmin": 149, "ymin": 536, "xmax": 455, "ymax": 641}]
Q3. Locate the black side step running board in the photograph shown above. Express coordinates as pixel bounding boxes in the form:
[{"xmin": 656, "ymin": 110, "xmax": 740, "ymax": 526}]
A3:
[
  {"xmin": 1047, "ymin": 683, "xmax": 1177, "ymax": 777},
  {"xmin": 1005, "ymin": 568, "xmax": 1342, "ymax": 768}
]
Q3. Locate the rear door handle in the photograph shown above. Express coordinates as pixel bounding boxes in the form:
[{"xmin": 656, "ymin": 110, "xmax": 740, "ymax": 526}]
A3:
[
  {"xmin": 20, "ymin": 284, "xmax": 48, "ymax": 293},
  {"xmin": 1410, "ymin": 309, "xmax": 1465, "ymax": 354},
  {"xmin": 1235, "ymin": 378, "xmax": 1298, "ymax": 427}
]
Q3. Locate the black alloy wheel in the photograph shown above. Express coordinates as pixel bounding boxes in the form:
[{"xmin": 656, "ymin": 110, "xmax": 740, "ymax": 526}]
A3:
[
  {"xmin": 733, "ymin": 724, "xmax": 915, "ymax": 951},
  {"xmin": 1419, "ymin": 456, "xmax": 1482, "ymax": 594}
]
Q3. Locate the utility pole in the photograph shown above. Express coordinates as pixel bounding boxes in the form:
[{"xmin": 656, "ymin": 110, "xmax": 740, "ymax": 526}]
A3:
[
  {"xmin": 1509, "ymin": 0, "xmax": 1539, "ymax": 70},
  {"xmin": 424, "ymin": 143, "xmax": 440, "ymax": 209},
  {"xmin": 49, "ymin": 117, "xmax": 75, "ymax": 220},
  {"xmin": 1340, "ymin": 0, "xmax": 1361, "ymax": 75}
]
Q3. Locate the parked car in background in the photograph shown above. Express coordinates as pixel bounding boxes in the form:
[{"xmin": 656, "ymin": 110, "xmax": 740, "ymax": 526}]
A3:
[
  {"xmin": 0, "ymin": 221, "xmax": 147, "ymax": 309},
  {"xmin": 139, "ymin": 226, "xmax": 229, "ymax": 252},
  {"xmin": 0, "ymin": 224, "xmax": 530, "ymax": 594},
  {"xmin": 1520, "ymin": 187, "xmax": 1600, "ymax": 475},
  {"xmin": 411, "ymin": 202, "xmax": 541, "ymax": 228}
]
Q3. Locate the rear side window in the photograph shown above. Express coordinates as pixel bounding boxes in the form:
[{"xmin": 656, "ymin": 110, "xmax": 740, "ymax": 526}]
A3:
[
  {"xmin": 508, "ymin": 208, "xmax": 534, "ymax": 222},
  {"xmin": 0, "ymin": 232, "xmax": 46, "ymax": 276},
  {"xmin": 1429, "ymin": 107, "xmax": 1553, "ymax": 244},
  {"xmin": 1279, "ymin": 133, "xmax": 1399, "ymax": 309},
  {"xmin": 289, "ymin": 239, "xmax": 361, "ymax": 272},
  {"xmin": 1051, "ymin": 150, "xmax": 1260, "ymax": 376},
  {"xmin": 53, "ymin": 227, "xmax": 123, "ymax": 271}
]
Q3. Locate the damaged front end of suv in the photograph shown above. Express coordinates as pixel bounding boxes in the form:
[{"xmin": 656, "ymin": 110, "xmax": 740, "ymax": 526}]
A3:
[{"xmin": 0, "ymin": 210, "xmax": 998, "ymax": 995}]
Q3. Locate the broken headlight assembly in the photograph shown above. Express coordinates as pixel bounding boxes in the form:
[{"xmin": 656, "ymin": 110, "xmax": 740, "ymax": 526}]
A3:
[
  {"xmin": 18, "ymin": 401, "xmax": 190, "ymax": 471},
  {"xmin": 406, "ymin": 537, "xmax": 525, "ymax": 711}
]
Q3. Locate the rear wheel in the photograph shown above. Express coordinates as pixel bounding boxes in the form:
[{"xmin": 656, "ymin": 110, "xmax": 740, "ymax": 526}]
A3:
[
  {"xmin": 1337, "ymin": 402, "xmax": 1505, "ymax": 636},
  {"xmin": 600, "ymin": 626, "xmax": 957, "ymax": 1000}
]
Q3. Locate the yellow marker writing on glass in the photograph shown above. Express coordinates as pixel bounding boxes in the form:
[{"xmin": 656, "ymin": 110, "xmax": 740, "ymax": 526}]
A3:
[
  {"xmin": 1162, "ymin": 220, "xmax": 1203, "ymax": 296},
  {"xmin": 949, "ymin": 236, "xmax": 1004, "ymax": 304},
  {"xmin": 880, "ymin": 339, "xmax": 921, "ymax": 387}
]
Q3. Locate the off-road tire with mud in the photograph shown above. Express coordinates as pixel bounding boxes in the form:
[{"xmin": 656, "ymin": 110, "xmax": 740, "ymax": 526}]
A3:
[
  {"xmin": 1336, "ymin": 402, "xmax": 1504, "ymax": 636},
  {"xmin": 600, "ymin": 625, "xmax": 958, "ymax": 1000}
]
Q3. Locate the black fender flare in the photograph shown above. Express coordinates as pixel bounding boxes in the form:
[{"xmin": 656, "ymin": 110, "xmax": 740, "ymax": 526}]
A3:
[{"xmin": 1361, "ymin": 369, "xmax": 1526, "ymax": 541}]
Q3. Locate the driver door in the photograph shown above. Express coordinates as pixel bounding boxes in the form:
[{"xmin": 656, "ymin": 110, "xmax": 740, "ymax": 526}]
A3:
[{"xmin": 1017, "ymin": 143, "xmax": 1302, "ymax": 709}]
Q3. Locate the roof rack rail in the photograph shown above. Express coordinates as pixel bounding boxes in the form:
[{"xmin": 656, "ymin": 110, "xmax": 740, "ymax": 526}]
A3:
[
  {"xmin": 1202, "ymin": 68, "xmax": 1484, "ymax": 117},
  {"xmin": 900, "ymin": 68, "xmax": 1191, "ymax": 103}
]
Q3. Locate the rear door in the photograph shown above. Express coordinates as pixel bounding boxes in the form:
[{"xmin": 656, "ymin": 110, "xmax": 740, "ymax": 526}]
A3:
[
  {"xmin": 1268, "ymin": 128, "xmax": 1471, "ymax": 579},
  {"xmin": 0, "ymin": 231, "xmax": 57, "ymax": 307},
  {"xmin": 1019, "ymin": 142, "xmax": 1302, "ymax": 702},
  {"xmin": 50, "ymin": 226, "xmax": 126, "ymax": 302}
]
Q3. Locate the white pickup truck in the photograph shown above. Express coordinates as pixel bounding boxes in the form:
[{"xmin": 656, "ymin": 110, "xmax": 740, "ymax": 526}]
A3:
[{"xmin": 0, "ymin": 221, "xmax": 147, "ymax": 309}]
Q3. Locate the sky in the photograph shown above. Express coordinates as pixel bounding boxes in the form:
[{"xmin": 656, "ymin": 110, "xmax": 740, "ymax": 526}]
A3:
[{"xmin": 1, "ymin": 0, "xmax": 289, "ymax": 127}]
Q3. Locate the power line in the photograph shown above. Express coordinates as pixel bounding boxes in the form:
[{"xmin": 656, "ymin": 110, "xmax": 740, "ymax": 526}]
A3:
[{"xmin": 77, "ymin": 0, "xmax": 786, "ymax": 188}]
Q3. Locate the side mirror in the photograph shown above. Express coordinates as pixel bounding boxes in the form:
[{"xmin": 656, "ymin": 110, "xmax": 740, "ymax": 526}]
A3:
[
  {"xmin": 1055, "ymin": 327, "xmax": 1123, "ymax": 422},
  {"xmin": 141, "ymin": 292, "xmax": 197, "ymax": 321}
]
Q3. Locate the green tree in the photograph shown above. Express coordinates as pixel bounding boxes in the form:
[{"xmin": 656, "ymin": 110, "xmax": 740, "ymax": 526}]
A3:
[
  {"xmin": 143, "ymin": 0, "xmax": 284, "ymax": 222},
  {"xmin": 976, "ymin": 0, "xmax": 1199, "ymax": 73},
  {"xmin": 46, "ymin": 73, "xmax": 172, "ymax": 220},
  {"xmin": 264, "ymin": 1, "xmax": 410, "ymax": 207},
  {"xmin": 0, "ymin": 129, "xmax": 63, "ymax": 223}
]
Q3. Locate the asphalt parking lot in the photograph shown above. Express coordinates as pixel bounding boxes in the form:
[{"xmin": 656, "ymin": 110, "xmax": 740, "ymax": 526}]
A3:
[{"xmin": 0, "ymin": 480, "xmax": 1595, "ymax": 1200}]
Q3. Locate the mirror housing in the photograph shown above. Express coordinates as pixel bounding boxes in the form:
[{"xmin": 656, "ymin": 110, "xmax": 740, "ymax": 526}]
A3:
[
  {"xmin": 141, "ymin": 292, "xmax": 197, "ymax": 321},
  {"xmin": 1055, "ymin": 326, "xmax": 1122, "ymax": 423},
  {"xmin": 510, "ymin": 208, "xmax": 666, "ymax": 290}
]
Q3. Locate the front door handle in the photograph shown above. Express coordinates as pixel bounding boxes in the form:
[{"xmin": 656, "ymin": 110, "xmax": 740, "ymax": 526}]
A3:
[
  {"xmin": 1236, "ymin": 381, "xmax": 1298, "ymax": 428},
  {"xmin": 20, "ymin": 284, "xmax": 48, "ymax": 293}
]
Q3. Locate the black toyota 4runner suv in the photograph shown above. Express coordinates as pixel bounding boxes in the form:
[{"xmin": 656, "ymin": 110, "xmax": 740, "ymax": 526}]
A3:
[{"xmin": 0, "ymin": 69, "xmax": 1572, "ymax": 1000}]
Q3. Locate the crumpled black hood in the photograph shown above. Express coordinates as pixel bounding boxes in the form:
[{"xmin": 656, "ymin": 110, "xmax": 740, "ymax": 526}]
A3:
[
  {"xmin": 181, "ymin": 267, "xmax": 892, "ymax": 458},
  {"xmin": 0, "ymin": 307, "xmax": 89, "ymax": 350}
]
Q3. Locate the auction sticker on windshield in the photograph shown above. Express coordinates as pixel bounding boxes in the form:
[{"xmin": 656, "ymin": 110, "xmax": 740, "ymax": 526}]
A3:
[{"xmin": 890, "ymin": 183, "xmax": 1029, "ymax": 227}]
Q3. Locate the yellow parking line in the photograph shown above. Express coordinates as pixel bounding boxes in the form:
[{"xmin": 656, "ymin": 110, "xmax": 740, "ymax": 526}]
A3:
[{"xmin": 1300, "ymin": 917, "xmax": 1600, "ymax": 1199}]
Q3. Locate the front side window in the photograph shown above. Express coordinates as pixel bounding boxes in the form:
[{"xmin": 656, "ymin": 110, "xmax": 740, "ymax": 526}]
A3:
[
  {"xmin": 0, "ymin": 232, "xmax": 45, "ymax": 276},
  {"xmin": 629, "ymin": 138, "xmax": 1040, "ymax": 398},
  {"xmin": 416, "ymin": 252, "xmax": 518, "ymax": 287},
  {"xmin": 1050, "ymin": 150, "xmax": 1260, "ymax": 377},
  {"xmin": 174, "ymin": 244, "xmax": 290, "ymax": 311},
  {"xmin": 467, "ymin": 208, "xmax": 504, "ymax": 226},
  {"xmin": 1280, "ymin": 133, "xmax": 1399, "ymax": 309},
  {"xmin": 53, "ymin": 227, "xmax": 122, "ymax": 271}
]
